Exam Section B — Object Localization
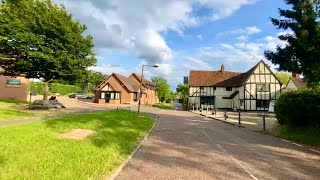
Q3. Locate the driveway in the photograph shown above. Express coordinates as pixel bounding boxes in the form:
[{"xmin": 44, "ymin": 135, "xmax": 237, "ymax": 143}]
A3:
[{"xmin": 116, "ymin": 110, "xmax": 320, "ymax": 180}]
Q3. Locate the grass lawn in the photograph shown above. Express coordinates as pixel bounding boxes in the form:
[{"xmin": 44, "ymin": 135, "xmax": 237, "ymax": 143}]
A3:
[
  {"xmin": 0, "ymin": 110, "xmax": 155, "ymax": 180},
  {"xmin": 152, "ymin": 103, "xmax": 173, "ymax": 109},
  {"xmin": 275, "ymin": 125, "xmax": 320, "ymax": 146},
  {"xmin": 0, "ymin": 99, "xmax": 68, "ymax": 121},
  {"xmin": 0, "ymin": 99, "xmax": 36, "ymax": 120}
]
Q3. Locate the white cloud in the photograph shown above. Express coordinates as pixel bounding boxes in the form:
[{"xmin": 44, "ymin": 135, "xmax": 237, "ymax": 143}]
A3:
[
  {"xmin": 88, "ymin": 64, "xmax": 128, "ymax": 76},
  {"xmin": 217, "ymin": 26, "xmax": 262, "ymax": 37},
  {"xmin": 236, "ymin": 35, "xmax": 248, "ymax": 41},
  {"xmin": 245, "ymin": 26, "xmax": 262, "ymax": 34},
  {"xmin": 196, "ymin": 34, "xmax": 203, "ymax": 41},
  {"xmin": 54, "ymin": 0, "xmax": 258, "ymax": 64}
]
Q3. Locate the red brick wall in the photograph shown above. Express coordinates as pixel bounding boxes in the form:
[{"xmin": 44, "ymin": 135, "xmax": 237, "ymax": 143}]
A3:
[{"xmin": 0, "ymin": 76, "xmax": 29, "ymax": 101}]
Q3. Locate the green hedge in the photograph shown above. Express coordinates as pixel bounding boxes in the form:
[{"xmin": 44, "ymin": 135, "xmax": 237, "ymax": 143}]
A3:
[
  {"xmin": 28, "ymin": 82, "xmax": 44, "ymax": 95},
  {"xmin": 275, "ymin": 89, "xmax": 320, "ymax": 127},
  {"xmin": 49, "ymin": 83, "xmax": 82, "ymax": 95},
  {"xmin": 28, "ymin": 82, "xmax": 82, "ymax": 95}
]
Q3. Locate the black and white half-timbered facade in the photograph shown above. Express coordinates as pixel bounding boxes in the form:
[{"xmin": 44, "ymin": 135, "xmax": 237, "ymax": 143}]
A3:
[{"xmin": 188, "ymin": 60, "xmax": 282, "ymax": 111}]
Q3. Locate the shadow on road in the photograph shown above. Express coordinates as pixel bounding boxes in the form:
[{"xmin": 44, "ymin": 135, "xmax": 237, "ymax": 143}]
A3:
[{"xmin": 117, "ymin": 111, "xmax": 320, "ymax": 180}]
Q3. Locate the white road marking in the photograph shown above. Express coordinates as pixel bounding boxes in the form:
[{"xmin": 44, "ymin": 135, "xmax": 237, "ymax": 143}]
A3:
[
  {"xmin": 281, "ymin": 139, "xmax": 290, "ymax": 143},
  {"xmin": 309, "ymin": 149, "xmax": 320, "ymax": 154},
  {"xmin": 216, "ymin": 143, "xmax": 258, "ymax": 180},
  {"xmin": 201, "ymin": 129, "xmax": 258, "ymax": 180},
  {"xmin": 292, "ymin": 143, "xmax": 303, "ymax": 147}
]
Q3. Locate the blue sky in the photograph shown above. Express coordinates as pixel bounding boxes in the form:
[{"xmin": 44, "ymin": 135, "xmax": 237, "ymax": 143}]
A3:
[{"xmin": 55, "ymin": 0, "xmax": 288, "ymax": 90}]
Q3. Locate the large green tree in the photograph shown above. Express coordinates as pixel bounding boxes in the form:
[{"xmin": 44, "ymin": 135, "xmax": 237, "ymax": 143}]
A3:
[
  {"xmin": 0, "ymin": 0, "xmax": 96, "ymax": 99},
  {"xmin": 176, "ymin": 83, "xmax": 189, "ymax": 109},
  {"xmin": 264, "ymin": 0, "xmax": 320, "ymax": 88},
  {"xmin": 151, "ymin": 76, "xmax": 171, "ymax": 103}
]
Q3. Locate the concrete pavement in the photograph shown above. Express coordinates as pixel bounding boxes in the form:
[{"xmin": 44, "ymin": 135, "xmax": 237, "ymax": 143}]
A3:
[{"xmin": 116, "ymin": 109, "xmax": 320, "ymax": 180}]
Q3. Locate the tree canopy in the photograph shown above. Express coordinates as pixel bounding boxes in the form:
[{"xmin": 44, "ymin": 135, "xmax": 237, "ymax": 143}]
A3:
[
  {"xmin": 176, "ymin": 83, "xmax": 189, "ymax": 109},
  {"xmin": 264, "ymin": 0, "xmax": 320, "ymax": 87},
  {"xmin": 151, "ymin": 76, "xmax": 171, "ymax": 103},
  {"xmin": 0, "ymin": 0, "xmax": 96, "ymax": 99},
  {"xmin": 275, "ymin": 72, "xmax": 292, "ymax": 85}
]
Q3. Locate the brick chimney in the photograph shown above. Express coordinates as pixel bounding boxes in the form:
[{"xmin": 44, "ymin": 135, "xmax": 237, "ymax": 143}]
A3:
[
  {"xmin": 292, "ymin": 72, "xmax": 300, "ymax": 78},
  {"xmin": 221, "ymin": 64, "xmax": 224, "ymax": 73}
]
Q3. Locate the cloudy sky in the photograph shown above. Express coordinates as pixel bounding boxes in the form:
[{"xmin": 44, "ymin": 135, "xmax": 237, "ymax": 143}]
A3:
[{"xmin": 54, "ymin": 0, "xmax": 288, "ymax": 89}]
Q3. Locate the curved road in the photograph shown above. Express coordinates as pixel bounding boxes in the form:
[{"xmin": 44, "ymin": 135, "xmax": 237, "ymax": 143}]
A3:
[{"xmin": 116, "ymin": 109, "xmax": 320, "ymax": 180}]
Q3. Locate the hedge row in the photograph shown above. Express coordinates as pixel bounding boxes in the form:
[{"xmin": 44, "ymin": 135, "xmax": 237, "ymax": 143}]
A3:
[
  {"xmin": 50, "ymin": 83, "xmax": 82, "ymax": 95},
  {"xmin": 28, "ymin": 82, "xmax": 82, "ymax": 95},
  {"xmin": 275, "ymin": 89, "xmax": 320, "ymax": 127}
]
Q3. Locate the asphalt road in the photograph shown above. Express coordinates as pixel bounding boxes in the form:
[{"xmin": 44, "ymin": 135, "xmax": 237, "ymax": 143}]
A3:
[{"xmin": 116, "ymin": 109, "xmax": 320, "ymax": 180}]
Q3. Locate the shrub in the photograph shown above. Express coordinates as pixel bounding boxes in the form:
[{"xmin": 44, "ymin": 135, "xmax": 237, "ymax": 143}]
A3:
[
  {"xmin": 28, "ymin": 81, "xmax": 44, "ymax": 95},
  {"xmin": 49, "ymin": 83, "xmax": 82, "ymax": 95},
  {"xmin": 275, "ymin": 89, "xmax": 320, "ymax": 127},
  {"xmin": 28, "ymin": 82, "xmax": 82, "ymax": 95}
]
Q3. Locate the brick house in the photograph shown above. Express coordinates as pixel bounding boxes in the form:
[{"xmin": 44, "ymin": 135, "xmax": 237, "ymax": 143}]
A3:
[
  {"xmin": 188, "ymin": 60, "xmax": 282, "ymax": 111},
  {"xmin": 94, "ymin": 73, "xmax": 157, "ymax": 105},
  {"xmin": 286, "ymin": 73, "xmax": 307, "ymax": 90},
  {"xmin": 0, "ymin": 67, "xmax": 29, "ymax": 101}
]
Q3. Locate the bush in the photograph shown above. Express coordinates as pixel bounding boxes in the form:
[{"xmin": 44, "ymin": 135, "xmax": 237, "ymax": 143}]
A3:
[
  {"xmin": 49, "ymin": 83, "xmax": 82, "ymax": 95},
  {"xmin": 275, "ymin": 89, "xmax": 320, "ymax": 127},
  {"xmin": 28, "ymin": 82, "xmax": 82, "ymax": 95},
  {"xmin": 28, "ymin": 81, "xmax": 44, "ymax": 95}
]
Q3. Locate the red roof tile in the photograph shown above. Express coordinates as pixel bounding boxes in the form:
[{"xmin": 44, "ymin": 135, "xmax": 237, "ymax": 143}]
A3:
[{"xmin": 188, "ymin": 62, "xmax": 259, "ymax": 87}]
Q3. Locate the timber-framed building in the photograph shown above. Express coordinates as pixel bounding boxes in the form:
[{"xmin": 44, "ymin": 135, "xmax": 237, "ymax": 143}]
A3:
[{"xmin": 188, "ymin": 60, "xmax": 282, "ymax": 111}]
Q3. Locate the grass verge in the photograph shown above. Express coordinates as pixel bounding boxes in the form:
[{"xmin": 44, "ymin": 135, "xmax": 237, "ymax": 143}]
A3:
[
  {"xmin": 152, "ymin": 103, "xmax": 173, "ymax": 109},
  {"xmin": 275, "ymin": 125, "xmax": 320, "ymax": 146},
  {"xmin": 0, "ymin": 110, "xmax": 154, "ymax": 180}
]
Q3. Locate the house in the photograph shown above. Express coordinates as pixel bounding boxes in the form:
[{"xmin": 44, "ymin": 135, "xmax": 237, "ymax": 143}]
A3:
[
  {"xmin": 94, "ymin": 73, "xmax": 157, "ymax": 105},
  {"xmin": 286, "ymin": 73, "xmax": 307, "ymax": 90},
  {"xmin": 188, "ymin": 60, "xmax": 282, "ymax": 111},
  {"xmin": 0, "ymin": 67, "xmax": 29, "ymax": 101}
]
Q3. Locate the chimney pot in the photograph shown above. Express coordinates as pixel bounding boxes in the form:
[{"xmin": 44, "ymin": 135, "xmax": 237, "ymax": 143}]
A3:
[{"xmin": 221, "ymin": 64, "xmax": 224, "ymax": 73}]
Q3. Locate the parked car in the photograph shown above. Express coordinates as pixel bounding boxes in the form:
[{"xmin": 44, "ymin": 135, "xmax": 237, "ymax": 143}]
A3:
[
  {"xmin": 30, "ymin": 100, "xmax": 65, "ymax": 109},
  {"xmin": 68, "ymin": 93, "xmax": 93, "ymax": 99}
]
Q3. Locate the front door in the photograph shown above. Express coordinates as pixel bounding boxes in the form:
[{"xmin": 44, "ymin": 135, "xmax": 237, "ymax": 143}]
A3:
[{"xmin": 105, "ymin": 92, "xmax": 111, "ymax": 103}]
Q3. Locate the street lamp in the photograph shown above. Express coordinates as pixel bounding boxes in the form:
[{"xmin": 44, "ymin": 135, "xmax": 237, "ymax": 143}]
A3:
[{"xmin": 138, "ymin": 64, "xmax": 159, "ymax": 113}]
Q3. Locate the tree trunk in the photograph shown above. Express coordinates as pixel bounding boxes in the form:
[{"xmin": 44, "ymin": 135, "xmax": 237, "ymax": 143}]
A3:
[{"xmin": 43, "ymin": 82, "xmax": 49, "ymax": 100}]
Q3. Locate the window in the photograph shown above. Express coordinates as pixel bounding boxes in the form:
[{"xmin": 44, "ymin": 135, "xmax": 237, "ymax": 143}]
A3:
[
  {"xmin": 226, "ymin": 87, "xmax": 232, "ymax": 91},
  {"xmin": 257, "ymin": 84, "xmax": 270, "ymax": 92},
  {"xmin": 134, "ymin": 93, "xmax": 139, "ymax": 101},
  {"xmin": 106, "ymin": 92, "xmax": 120, "ymax": 100},
  {"xmin": 200, "ymin": 97, "xmax": 214, "ymax": 105},
  {"xmin": 257, "ymin": 100, "xmax": 269, "ymax": 108},
  {"xmin": 240, "ymin": 99, "xmax": 244, "ymax": 106}
]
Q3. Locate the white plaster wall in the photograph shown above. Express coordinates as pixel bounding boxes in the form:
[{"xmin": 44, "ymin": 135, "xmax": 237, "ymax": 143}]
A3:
[
  {"xmin": 189, "ymin": 97, "xmax": 200, "ymax": 109},
  {"xmin": 286, "ymin": 79, "xmax": 298, "ymax": 90}
]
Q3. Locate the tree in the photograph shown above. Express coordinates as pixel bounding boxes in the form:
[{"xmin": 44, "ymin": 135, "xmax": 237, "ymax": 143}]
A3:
[
  {"xmin": 264, "ymin": 0, "xmax": 320, "ymax": 88},
  {"xmin": 151, "ymin": 76, "xmax": 171, "ymax": 103},
  {"xmin": 275, "ymin": 72, "xmax": 292, "ymax": 85},
  {"xmin": 0, "ymin": 0, "xmax": 96, "ymax": 99},
  {"xmin": 176, "ymin": 84, "xmax": 189, "ymax": 109}
]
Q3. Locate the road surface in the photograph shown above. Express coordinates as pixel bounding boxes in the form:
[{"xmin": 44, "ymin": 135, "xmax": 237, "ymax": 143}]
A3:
[{"xmin": 116, "ymin": 109, "xmax": 320, "ymax": 180}]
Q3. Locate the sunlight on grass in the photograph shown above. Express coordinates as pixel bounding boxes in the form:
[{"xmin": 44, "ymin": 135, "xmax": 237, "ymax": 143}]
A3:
[
  {"xmin": 152, "ymin": 103, "xmax": 173, "ymax": 109},
  {"xmin": 0, "ymin": 110, "xmax": 154, "ymax": 180},
  {"xmin": 276, "ymin": 125, "xmax": 320, "ymax": 146}
]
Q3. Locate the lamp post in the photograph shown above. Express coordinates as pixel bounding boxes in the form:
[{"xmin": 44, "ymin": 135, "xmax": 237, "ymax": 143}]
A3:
[{"xmin": 138, "ymin": 64, "xmax": 159, "ymax": 113}]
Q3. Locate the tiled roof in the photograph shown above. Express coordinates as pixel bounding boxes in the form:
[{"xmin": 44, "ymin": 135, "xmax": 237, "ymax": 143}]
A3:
[
  {"xmin": 130, "ymin": 73, "xmax": 155, "ymax": 90},
  {"xmin": 291, "ymin": 78, "xmax": 307, "ymax": 89},
  {"xmin": 113, "ymin": 73, "xmax": 140, "ymax": 92},
  {"xmin": 188, "ymin": 62, "xmax": 259, "ymax": 87},
  {"xmin": 132, "ymin": 73, "xmax": 155, "ymax": 86},
  {"xmin": 96, "ymin": 73, "xmax": 154, "ymax": 92}
]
